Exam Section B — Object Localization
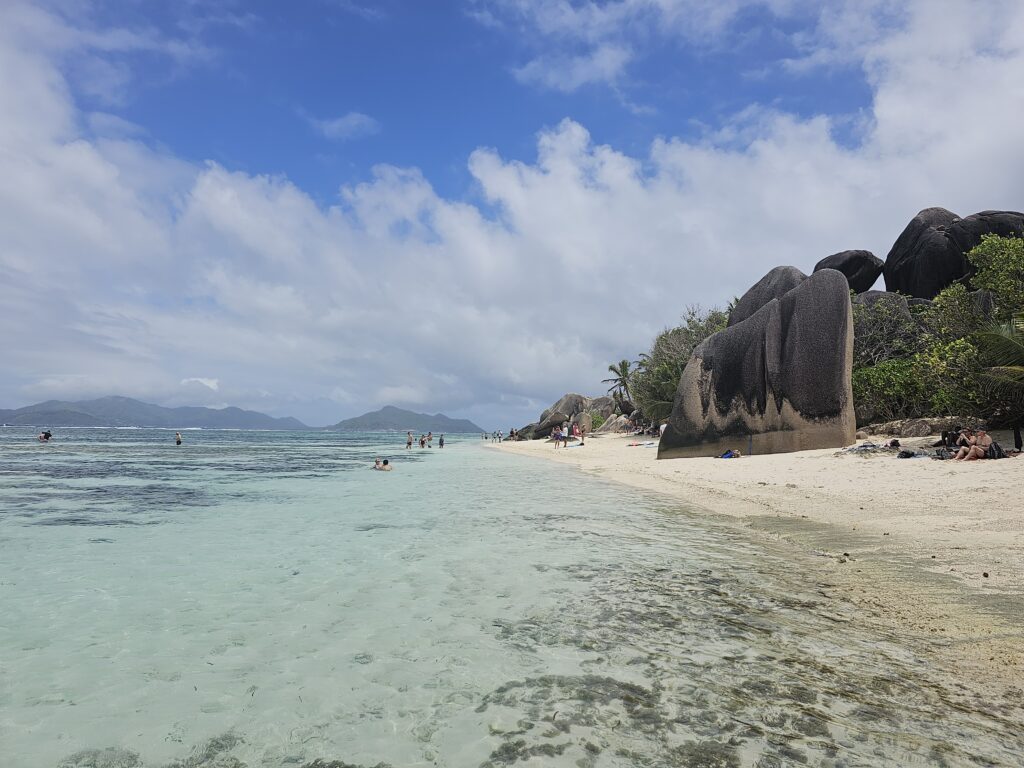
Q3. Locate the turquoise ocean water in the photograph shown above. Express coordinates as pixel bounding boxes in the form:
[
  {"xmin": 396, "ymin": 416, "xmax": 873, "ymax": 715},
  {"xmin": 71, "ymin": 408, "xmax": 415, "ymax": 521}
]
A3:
[{"xmin": 0, "ymin": 427, "xmax": 1020, "ymax": 767}]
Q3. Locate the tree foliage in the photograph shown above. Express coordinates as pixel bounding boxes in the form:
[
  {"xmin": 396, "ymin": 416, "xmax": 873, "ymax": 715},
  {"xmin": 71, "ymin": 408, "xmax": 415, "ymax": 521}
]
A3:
[
  {"xmin": 602, "ymin": 359, "xmax": 635, "ymax": 399},
  {"xmin": 852, "ymin": 234, "xmax": 1024, "ymax": 426},
  {"xmin": 851, "ymin": 293, "xmax": 924, "ymax": 368},
  {"xmin": 966, "ymin": 234, "xmax": 1024, "ymax": 322},
  {"xmin": 630, "ymin": 306, "xmax": 728, "ymax": 424}
]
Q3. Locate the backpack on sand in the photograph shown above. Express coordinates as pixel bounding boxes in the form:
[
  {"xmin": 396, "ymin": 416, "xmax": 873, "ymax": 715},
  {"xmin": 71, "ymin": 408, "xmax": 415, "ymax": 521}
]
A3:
[{"xmin": 988, "ymin": 442, "xmax": 1008, "ymax": 460}]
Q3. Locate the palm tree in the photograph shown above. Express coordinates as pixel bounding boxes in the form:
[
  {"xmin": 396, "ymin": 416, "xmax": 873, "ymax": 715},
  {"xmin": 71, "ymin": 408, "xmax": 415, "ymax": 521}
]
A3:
[
  {"xmin": 602, "ymin": 359, "xmax": 635, "ymax": 400},
  {"xmin": 977, "ymin": 315, "xmax": 1024, "ymax": 390},
  {"xmin": 976, "ymin": 314, "xmax": 1024, "ymax": 449}
]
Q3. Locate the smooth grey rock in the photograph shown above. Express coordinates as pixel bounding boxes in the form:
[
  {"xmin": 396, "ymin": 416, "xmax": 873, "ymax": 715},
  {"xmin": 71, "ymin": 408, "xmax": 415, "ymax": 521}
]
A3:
[
  {"xmin": 813, "ymin": 250, "xmax": 883, "ymax": 293},
  {"xmin": 588, "ymin": 396, "xmax": 616, "ymax": 419},
  {"xmin": 947, "ymin": 210, "xmax": 1024, "ymax": 257},
  {"xmin": 533, "ymin": 411, "xmax": 569, "ymax": 439},
  {"xmin": 728, "ymin": 266, "xmax": 807, "ymax": 326},
  {"xmin": 660, "ymin": 269, "xmax": 855, "ymax": 458},
  {"xmin": 883, "ymin": 207, "xmax": 962, "ymax": 299},
  {"xmin": 571, "ymin": 411, "xmax": 593, "ymax": 433},
  {"xmin": 883, "ymin": 208, "xmax": 1023, "ymax": 299}
]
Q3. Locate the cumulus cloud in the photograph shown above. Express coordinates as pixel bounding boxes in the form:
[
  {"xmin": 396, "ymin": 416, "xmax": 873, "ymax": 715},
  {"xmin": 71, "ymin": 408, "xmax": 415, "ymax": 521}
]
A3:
[
  {"xmin": 2, "ymin": 0, "xmax": 1023, "ymax": 428},
  {"xmin": 308, "ymin": 111, "xmax": 381, "ymax": 140}
]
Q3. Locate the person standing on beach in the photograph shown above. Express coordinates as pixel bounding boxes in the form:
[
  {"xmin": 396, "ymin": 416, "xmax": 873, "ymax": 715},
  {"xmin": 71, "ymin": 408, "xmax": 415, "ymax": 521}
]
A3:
[
  {"xmin": 175, "ymin": 432, "xmax": 183, "ymax": 446},
  {"xmin": 406, "ymin": 431, "xmax": 413, "ymax": 449}
]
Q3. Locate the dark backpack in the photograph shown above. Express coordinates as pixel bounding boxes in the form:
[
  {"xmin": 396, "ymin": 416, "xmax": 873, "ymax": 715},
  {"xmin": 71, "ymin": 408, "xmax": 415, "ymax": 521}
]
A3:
[{"xmin": 987, "ymin": 442, "xmax": 1008, "ymax": 460}]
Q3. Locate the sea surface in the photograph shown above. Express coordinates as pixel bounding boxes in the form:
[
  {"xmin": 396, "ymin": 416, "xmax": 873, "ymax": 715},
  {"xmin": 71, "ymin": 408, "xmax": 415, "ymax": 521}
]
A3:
[{"xmin": 0, "ymin": 427, "xmax": 1020, "ymax": 768}]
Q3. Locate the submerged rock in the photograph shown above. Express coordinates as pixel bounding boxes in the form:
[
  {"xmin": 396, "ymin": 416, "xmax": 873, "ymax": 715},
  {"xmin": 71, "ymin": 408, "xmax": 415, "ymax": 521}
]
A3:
[
  {"xmin": 727, "ymin": 266, "xmax": 807, "ymax": 327},
  {"xmin": 58, "ymin": 748, "xmax": 143, "ymax": 768},
  {"xmin": 660, "ymin": 269, "xmax": 855, "ymax": 458},
  {"xmin": 813, "ymin": 250, "xmax": 883, "ymax": 293}
]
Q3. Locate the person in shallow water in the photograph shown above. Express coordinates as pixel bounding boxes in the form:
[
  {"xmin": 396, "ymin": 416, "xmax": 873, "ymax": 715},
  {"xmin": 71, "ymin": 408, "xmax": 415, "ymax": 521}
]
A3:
[
  {"xmin": 38, "ymin": 430, "xmax": 52, "ymax": 442},
  {"xmin": 175, "ymin": 432, "xmax": 182, "ymax": 446},
  {"xmin": 406, "ymin": 431, "xmax": 413, "ymax": 449},
  {"xmin": 438, "ymin": 434, "xmax": 445, "ymax": 448},
  {"xmin": 381, "ymin": 459, "xmax": 392, "ymax": 471},
  {"xmin": 372, "ymin": 458, "xmax": 383, "ymax": 470}
]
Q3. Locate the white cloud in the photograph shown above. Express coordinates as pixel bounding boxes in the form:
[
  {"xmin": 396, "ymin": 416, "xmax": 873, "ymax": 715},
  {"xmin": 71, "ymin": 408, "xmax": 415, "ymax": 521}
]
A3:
[
  {"xmin": 308, "ymin": 111, "xmax": 381, "ymax": 140},
  {"xmin": 513, "ymin": 44, "xmax": 633, "ymax": 91},
  {"xmin": 181, "ymin": 378, "xmax": 220, "ymax": 391},
  {"xmin": 2, "ymin": 0, "xmax": 1024, "ymax": 428}
]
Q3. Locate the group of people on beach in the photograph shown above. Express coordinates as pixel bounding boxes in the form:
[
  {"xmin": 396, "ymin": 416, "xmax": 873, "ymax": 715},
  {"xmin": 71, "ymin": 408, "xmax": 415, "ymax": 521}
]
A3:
[
  {"xmin": 947, "ymin": 426, "xmax": 1002, "ymax": 460},
  {"xmin": 406, "ymin": 431, "xmax": 443, "ymax": 449},
  {"xmin": 552, "ymin": 422, "xmax": 585, "ymax": 448}
]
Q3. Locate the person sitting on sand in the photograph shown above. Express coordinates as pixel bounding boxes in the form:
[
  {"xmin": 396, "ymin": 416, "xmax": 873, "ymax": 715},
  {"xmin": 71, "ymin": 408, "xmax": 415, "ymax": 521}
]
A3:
[
  {"xmin": 964, "ymin": 428, "xmax": 993, "ymax": 461},
  {"xmin": 953, "ymin": 429, "xmax": 976, "ymax": 460}
]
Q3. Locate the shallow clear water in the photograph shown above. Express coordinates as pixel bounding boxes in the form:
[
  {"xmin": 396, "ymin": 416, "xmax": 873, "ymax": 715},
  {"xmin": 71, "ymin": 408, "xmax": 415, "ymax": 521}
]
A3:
[{"xmin": 0, "ymin": 427, "xmax": 1020, "ymax": 767}]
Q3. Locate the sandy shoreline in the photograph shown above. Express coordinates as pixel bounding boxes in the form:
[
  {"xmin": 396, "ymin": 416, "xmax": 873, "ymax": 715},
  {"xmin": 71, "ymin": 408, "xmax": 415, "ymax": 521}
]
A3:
[{"xmin": 493, "ymin": 433, "xmax": 1024, "ymax": 703}]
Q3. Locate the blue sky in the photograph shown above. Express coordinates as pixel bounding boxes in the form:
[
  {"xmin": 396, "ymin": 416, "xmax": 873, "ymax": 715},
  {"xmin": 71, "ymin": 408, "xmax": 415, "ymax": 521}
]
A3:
[
  {"xmin": 80, "ymin": 1, "xmax": 873, "ymax": 202},
  {"xmin": 2, "ymin": 0, "xmax": 1023, "ymax": 427}
]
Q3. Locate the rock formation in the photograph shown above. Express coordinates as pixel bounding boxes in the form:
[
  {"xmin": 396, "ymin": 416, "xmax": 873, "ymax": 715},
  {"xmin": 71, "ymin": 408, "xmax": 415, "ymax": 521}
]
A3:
[
  {"xmin": 660, "ymin": 269, "xmax": 855, "ymax": 458},
  {"xmin": 883, "ymin": 208, "xmax": 1024, "ymax": 299},
  {"xmin": 523, "ymin": 393, "xmax": 624, "ymax": 439},
  {"xmin": 727, "ymin": 266, "xmax": 807, "ymax": 326},
  {"xmin": 813, "ymin": 250, "xmax": 883, "ymax": 293},
  {"xmin": 947, "ymin": 210, "xmax": 1024, "ymax": 256}
]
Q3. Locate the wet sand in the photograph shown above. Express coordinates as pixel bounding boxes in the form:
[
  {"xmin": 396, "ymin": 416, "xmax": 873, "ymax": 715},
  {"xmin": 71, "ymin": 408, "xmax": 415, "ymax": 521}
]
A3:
[{"xmin": 495, "ymin": 433, "xmax": 1024, "ymax": 704}]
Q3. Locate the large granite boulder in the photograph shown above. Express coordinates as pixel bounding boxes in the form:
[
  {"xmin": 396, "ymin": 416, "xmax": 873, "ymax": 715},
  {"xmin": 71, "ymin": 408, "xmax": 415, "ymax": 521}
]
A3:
[
  {"xmin": 883, "ymin": 207, "xmax": 961, "ymax": 299},
  {"xmin": 728, "ymin": 266, "xmax": 807, "ymax": 326},
  {"xmin": 659, "ymin": 269, "xmax": 855, "ymax": 458},
  {"xmin": 588, "ymin": 396, "xmax": 616, "ymax": 418},
  {"xmin": 947, "ymin": 210, "xmax": 1024, "ymax": 256},
  {"xmin": 594, "ymin": 414, "xmax": 629, "ymax": 433},
  {"xmin": 813, "ymin": 250, "xmax": 883, "ymax": 293},
  {"xmin": 571, "ymin": 411, "xmax": 593, "ymax": 433},
  {"xmin": 883, "ymin": 208, "xmax": 1024, "ymax": 299},
  {"xmin": 533, "ymin": 411, "xmax": 569, "ymax": 439},
  {"xmin": 539, "ymin": 393, "xmax": 590, "ymax": 424}
]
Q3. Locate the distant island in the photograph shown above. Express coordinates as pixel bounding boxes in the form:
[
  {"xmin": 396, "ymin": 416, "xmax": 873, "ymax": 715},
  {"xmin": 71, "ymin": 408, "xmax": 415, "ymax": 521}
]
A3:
[
  {"xmin": 327, "ymin": 405, "xmax": 483, "ymax": 433},
  {"xmin": 0, "ymin": 396, "xmax": 308, "ymax": 430}
]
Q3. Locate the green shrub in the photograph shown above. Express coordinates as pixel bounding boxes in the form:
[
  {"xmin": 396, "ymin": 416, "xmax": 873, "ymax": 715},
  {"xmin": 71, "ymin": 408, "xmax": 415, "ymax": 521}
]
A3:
[
  {"xmin": 967, "ymin": 234, "xmax": 1024, "ymax": 322},
  {"xmin": 852, "ymin": 358, "xmax": 928, "ymax": 424},
  {"xmin": 590, "ymin": 412, "xmax": 606, "ymax": 430}
]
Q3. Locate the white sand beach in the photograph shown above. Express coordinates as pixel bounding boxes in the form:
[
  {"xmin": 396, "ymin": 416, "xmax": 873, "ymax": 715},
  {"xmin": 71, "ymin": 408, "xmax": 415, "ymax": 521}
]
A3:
[{"xmin": 496, "ymin": 433, "xmax": 1024, "ymax": 699}]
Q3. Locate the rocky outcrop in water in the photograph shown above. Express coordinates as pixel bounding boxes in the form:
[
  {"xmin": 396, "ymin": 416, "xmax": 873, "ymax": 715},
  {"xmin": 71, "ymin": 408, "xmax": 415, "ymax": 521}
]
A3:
[
  {"xmin": 660, "ymin": 269, "xmax": 855, "ymax": 458},
  {"xmin": 813, "ymin": 250, "xmax": 883, "ymax": 293},
  {"xmin": 727, "ymin": 266, "xmax": 807, "ymax": 327},
  {"xmin": 883, "ymin": 208, "xmax": 1024, "ymax": 299}
]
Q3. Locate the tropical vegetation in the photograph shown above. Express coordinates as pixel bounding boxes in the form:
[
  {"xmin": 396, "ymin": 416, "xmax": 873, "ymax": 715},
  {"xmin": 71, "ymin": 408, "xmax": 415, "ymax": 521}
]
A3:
[{"xmin": 606, "ymin": 234, "xmax": 1024, "ymax": 432}]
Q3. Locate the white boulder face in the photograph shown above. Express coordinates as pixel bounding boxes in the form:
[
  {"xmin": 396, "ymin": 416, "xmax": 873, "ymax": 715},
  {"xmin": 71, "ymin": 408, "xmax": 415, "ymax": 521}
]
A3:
[{"xmin": 660, "ymin": 268, "xmax": 856, "ymax": 458}]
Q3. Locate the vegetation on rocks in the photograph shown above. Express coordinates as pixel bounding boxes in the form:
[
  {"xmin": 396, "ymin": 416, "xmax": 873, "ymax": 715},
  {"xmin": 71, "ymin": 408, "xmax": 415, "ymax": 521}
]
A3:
[{"xmin": 852, "ymin": 235, "xmax": 1024, "ymax": 427}]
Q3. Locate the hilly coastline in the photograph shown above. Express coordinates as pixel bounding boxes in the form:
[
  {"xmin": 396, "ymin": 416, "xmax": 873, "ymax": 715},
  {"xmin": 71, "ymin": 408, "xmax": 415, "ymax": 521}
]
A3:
[
  {"xmin": 328, "ymin": 405, "xmax": 482, "ymax": 433},
  {"xmin": 0, "ymin": 396, "xmax": 308, "ymax": 430}
]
